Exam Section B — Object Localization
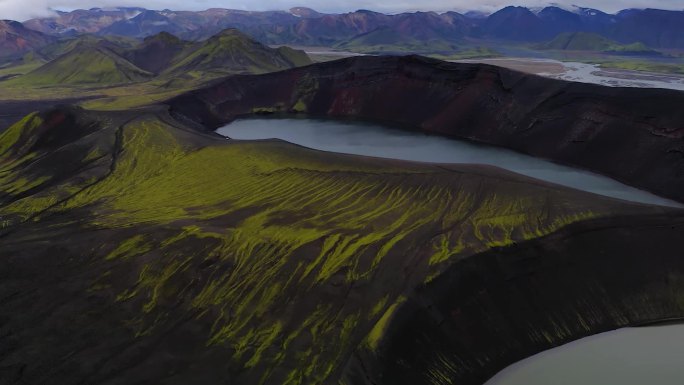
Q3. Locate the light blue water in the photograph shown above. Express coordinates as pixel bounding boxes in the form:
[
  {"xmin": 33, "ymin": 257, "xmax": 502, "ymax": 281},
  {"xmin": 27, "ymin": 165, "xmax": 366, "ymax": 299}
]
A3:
[
  {"xmin": 485, "ymin": 325, "xmax": 684, "ymax": 385},
  {"xmin": 217, "ymin": 118, "xmax": 683, "ymax": 208}
]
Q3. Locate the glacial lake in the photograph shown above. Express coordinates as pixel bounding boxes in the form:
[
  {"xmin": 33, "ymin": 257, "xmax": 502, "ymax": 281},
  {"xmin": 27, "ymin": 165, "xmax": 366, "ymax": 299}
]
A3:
[
  {"xmin": 217, "ymin": 118, "xmax": 683, "ymax": 208},
  {"xmin": 486, "ymin": 324, "xmax": 684, "ymax": 385}
]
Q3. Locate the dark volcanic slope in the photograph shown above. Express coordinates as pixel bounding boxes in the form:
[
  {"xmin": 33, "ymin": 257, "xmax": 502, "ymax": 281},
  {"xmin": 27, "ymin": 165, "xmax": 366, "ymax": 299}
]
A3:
[
  {"xmin": 124, "ymin": 31, "xmax": 190, "ymax": 74},
  {"xmin": 353, "ymin": 213, "xmax": 684, "ymax": 385},
  {"xmin": 168, "ymin": 55, "xmax": 684, "ymax": 203},
  {"xmin": 0, "ymin": 98, "xmax": 91, "ymax": 133},
  {"xmin": 1, "ymin": 103, "xmax": 684, "ymax": 385}
]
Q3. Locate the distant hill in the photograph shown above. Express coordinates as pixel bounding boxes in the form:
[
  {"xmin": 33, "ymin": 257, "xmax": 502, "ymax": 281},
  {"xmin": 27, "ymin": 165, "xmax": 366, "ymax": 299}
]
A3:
[
  {"xmin": 24, "ymin": 7, "xmax": 146, "ymax": 35},
  {"xmin": 536, "ymin": 6, "xmax": 583, "ymax": 37},
  {"xmin": 480, "ymin": 6, "xmax": 549, "ymax": 41},
  {"xmin": 100, "ymin": 10, "xmax": 185, "ymax": 38},
  {"xmin": 333, "ymin": 11, "xmax": 477, "ymax": 55},
  {"xmin": 3, "ymin": 29, "xmax": 311, "ymax": 86},
  {"xmin": 286, "ymin": 10, "xmax": 392, "ymax": 45},
  {"xmin": 124, "ymin": 32, "xmax": 190, "ymax": 73},
  {"xmin": 335, "ymin": 26, "xmax": 459, "ymax": 54},
  {"xmin": 0, "ymin": 20, "xmax": 55, "ymax": 59},
  {"xmin": 15, "ymin": 6, "xmax": 684, "ymax": 49},
  {"xmin": 539, "ymin": 32, "xmax": 661, "ymax": 55},
  {"xmin": 611, "ymin": 9, "xmax": 684, "ymax": 50},
  {"xmin": 35, "ymin": 34, "xmax": 138, "ymax": 61},
  {"xmin": 289, "ymin": 7, "xmax": 323, "ymax": 18},
  {"xmin": 162, "ymin": 29, "xmax": 312, "ymax": 76},
  {"xmin": 539, "ymin": 32, "xmax": 618, "ymax": 50},
  {"xmin": 274, "ymin": 46, "xmax": 312, "ymax": 67},
  {"xmin": 14, "ymin": 45, "xmax": 153, "ymax": 85}
]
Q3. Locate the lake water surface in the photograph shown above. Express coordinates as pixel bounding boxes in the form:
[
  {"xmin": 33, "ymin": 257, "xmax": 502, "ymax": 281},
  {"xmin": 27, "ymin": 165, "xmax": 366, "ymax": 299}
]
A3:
[
  {"xmin": 217, "ymin": 118, "xmax": 682, "ymax": 208},
  {"xmin": 486, "ymin": 324, "xmax": 684, "ymax": 385}
]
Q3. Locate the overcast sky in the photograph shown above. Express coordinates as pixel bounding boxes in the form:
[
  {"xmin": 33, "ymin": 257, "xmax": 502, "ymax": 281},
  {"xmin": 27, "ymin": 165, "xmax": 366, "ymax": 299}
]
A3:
[{"xmin": 1, "ymin": 0, "xmax": 683, "ymax": 21}]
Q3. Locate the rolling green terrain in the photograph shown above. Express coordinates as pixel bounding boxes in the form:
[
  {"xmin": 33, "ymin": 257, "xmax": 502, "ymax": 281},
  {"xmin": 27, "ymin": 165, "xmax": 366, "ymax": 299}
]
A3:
[
  {"xmin": 35, "ymin": 34, "xmax": 139, "ymax": 60},
  {"xmin": 0, "ymin": 56, "xmax": 44, "ymax": 78},
  {"xmin": 0, "ymin": 29, "xmax": 312, "ymax": 114},
  {"xmin": 539, "ymin": 32, "xmax": 627, "ymax": 51},
  {"xmin": 1, "ymin": 105, "xmax": 675, "ymax": 384},
  {"xmin": 164, "ymin": 29, "xmax": 311, "ymax": 76},
  {"xmin": 1, "ymin": 48, "xmax": 684, "ymax": 384},
  {"xmin": 7, "ymin": 46, "xmax": 154, "ymax": 86},
  {"xmin": 335, "ymin": 27, "xmax": 458, "ymax": 53},
  {"xmin": 518, "ymin": 31, "xmax": 684, "ymax": 74},
  {"xmin": 335, "ymin": 27, "xmax": 499, "ymax": 58},
  {"xmin": 594, "ymin": 59, "xmax": 684, "ymax": 75},
  {"xmin": 1, "ymin": 23, "xmax": 684, "ymax": 383}
]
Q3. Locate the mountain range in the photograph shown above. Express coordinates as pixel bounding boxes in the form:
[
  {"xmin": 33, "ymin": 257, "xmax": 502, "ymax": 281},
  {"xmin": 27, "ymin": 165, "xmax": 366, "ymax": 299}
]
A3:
[
  {"xmin": 1, "ymin": 29, "xmax": 311, "ymax": 86},
  {"xmin": 0, "ymin": 20, "xmax": 56, "ymax": 58},
  {"xmin": 14, "ymin": 6, "xmax": 684, "ymax": 49}
]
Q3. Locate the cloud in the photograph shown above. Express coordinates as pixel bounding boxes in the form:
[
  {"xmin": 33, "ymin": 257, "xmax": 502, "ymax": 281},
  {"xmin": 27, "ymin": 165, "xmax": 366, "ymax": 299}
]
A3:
[
  {"xmin": 1, "ymin": 0, "xmax": 682, "ymax": 22},
  {"xmin": 0, "ymin": 0, "xmax": 52, "ymax": 21}
]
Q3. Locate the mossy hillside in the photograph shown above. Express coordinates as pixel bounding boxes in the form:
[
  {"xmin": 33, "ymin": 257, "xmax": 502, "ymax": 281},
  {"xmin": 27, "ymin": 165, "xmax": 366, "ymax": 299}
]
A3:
[
  {"xmin": 334, "ymin": 27, "xmax": 500, "ymax": 58},
  {"xmin": 163, "ymin": 29, "xmax": 312, "ymax": 76},
  {"xmin": 0, "ymin": 29, "xmax": 312, "ymax": 113},
  {"xmin": 335, "ymin": 27, "xmax": 458, "ymax": 55},
  {"xmin": 277, "ymin": 45, "xmax": 314, "ymax": 67},
  {"xmin": 0, "ymin": 55, "xmax": 45, "ymax": 79},
  {"xmin": 6, "ymin": 46, "xmax": 154, "ymax": 86},
  {"xmin": 0, "ymin": 108, "xmax": 117, "ymax": 222},
  {"xmin": 598, "ymin": 59, "xmax": 684, "ymax": 74},
  {"xmin": 35, "ymin": 34, "xmax": 138, "ymax": 61},
  {"xmin": 0, "ymin": 112, "xmax": 42, "ymax": 158},
  {"xmin": 539, "ymin": 32, "xmax": 617, "ymax": 51},
  {"xmin": 429, "ymin": 46, "xmax": 501, "ymax": 60},
  {"xmin": 0, "ymin": 110, "xmax": 657, "ymax": 384},
  {"xmin": 539, "ymin": 32, "xmax": 660, "ymax": 55}
]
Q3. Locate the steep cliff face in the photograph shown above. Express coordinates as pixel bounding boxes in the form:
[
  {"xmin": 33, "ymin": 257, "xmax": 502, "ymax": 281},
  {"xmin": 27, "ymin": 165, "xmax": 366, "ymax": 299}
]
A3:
[
  {"xmin": 168, "ymin": 55, "xmax": 684, "ymax": 203},
  {"xmin": 2, "ymin": 105, "xmax": 683, "ymax": 385}
]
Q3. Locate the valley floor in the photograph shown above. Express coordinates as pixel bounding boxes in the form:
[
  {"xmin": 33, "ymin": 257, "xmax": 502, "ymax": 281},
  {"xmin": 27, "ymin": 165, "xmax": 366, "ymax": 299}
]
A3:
[
  {"xmin": 454, "ymin": 57, "xmax": 684, "ymax": 91},
  {"xmin": 300, "ymin": 46, "xmax": 684, "ymax": 91}
]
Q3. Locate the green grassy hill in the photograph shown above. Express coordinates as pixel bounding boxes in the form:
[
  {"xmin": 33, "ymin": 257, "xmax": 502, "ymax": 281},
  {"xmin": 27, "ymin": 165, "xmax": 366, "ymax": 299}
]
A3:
[
  {"xmin": 0, "ymin": 105, "xmax": 681, "ymax": 385},
  {"xmin": 335, "ymin": 26, "xmax": 499, "ymax": 59},
  {"xmin": 539, "ymin": 32, "xmax": 660, "ymax": 55},
  {"xmin": 0, "ymin": 29, "xmax": 312, "ymax": 110},
  {"xmin": 275, "ymin": 45, "xmax": 313, "ymax": 67},
  {"xmin": 539, "ymin": 32, "xmax": 616, "ymax": 50},
  {"xmin": 0, "ymin": 35, "xmax": 136, "ymax": 81},
  {"xmin": 9, "ymin": 45, "xmax": 154, "ymax": 86},
  {"xmin": 335, "ymin": 26, "xmax": 458, "ymax": 54},
  {"xmin": 163, "ymin": 29, "xmax": 312, "ymax": 76},
  {"xmin": 35, "ymin": 34, "xmax": 139, "ymax": 61}
]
